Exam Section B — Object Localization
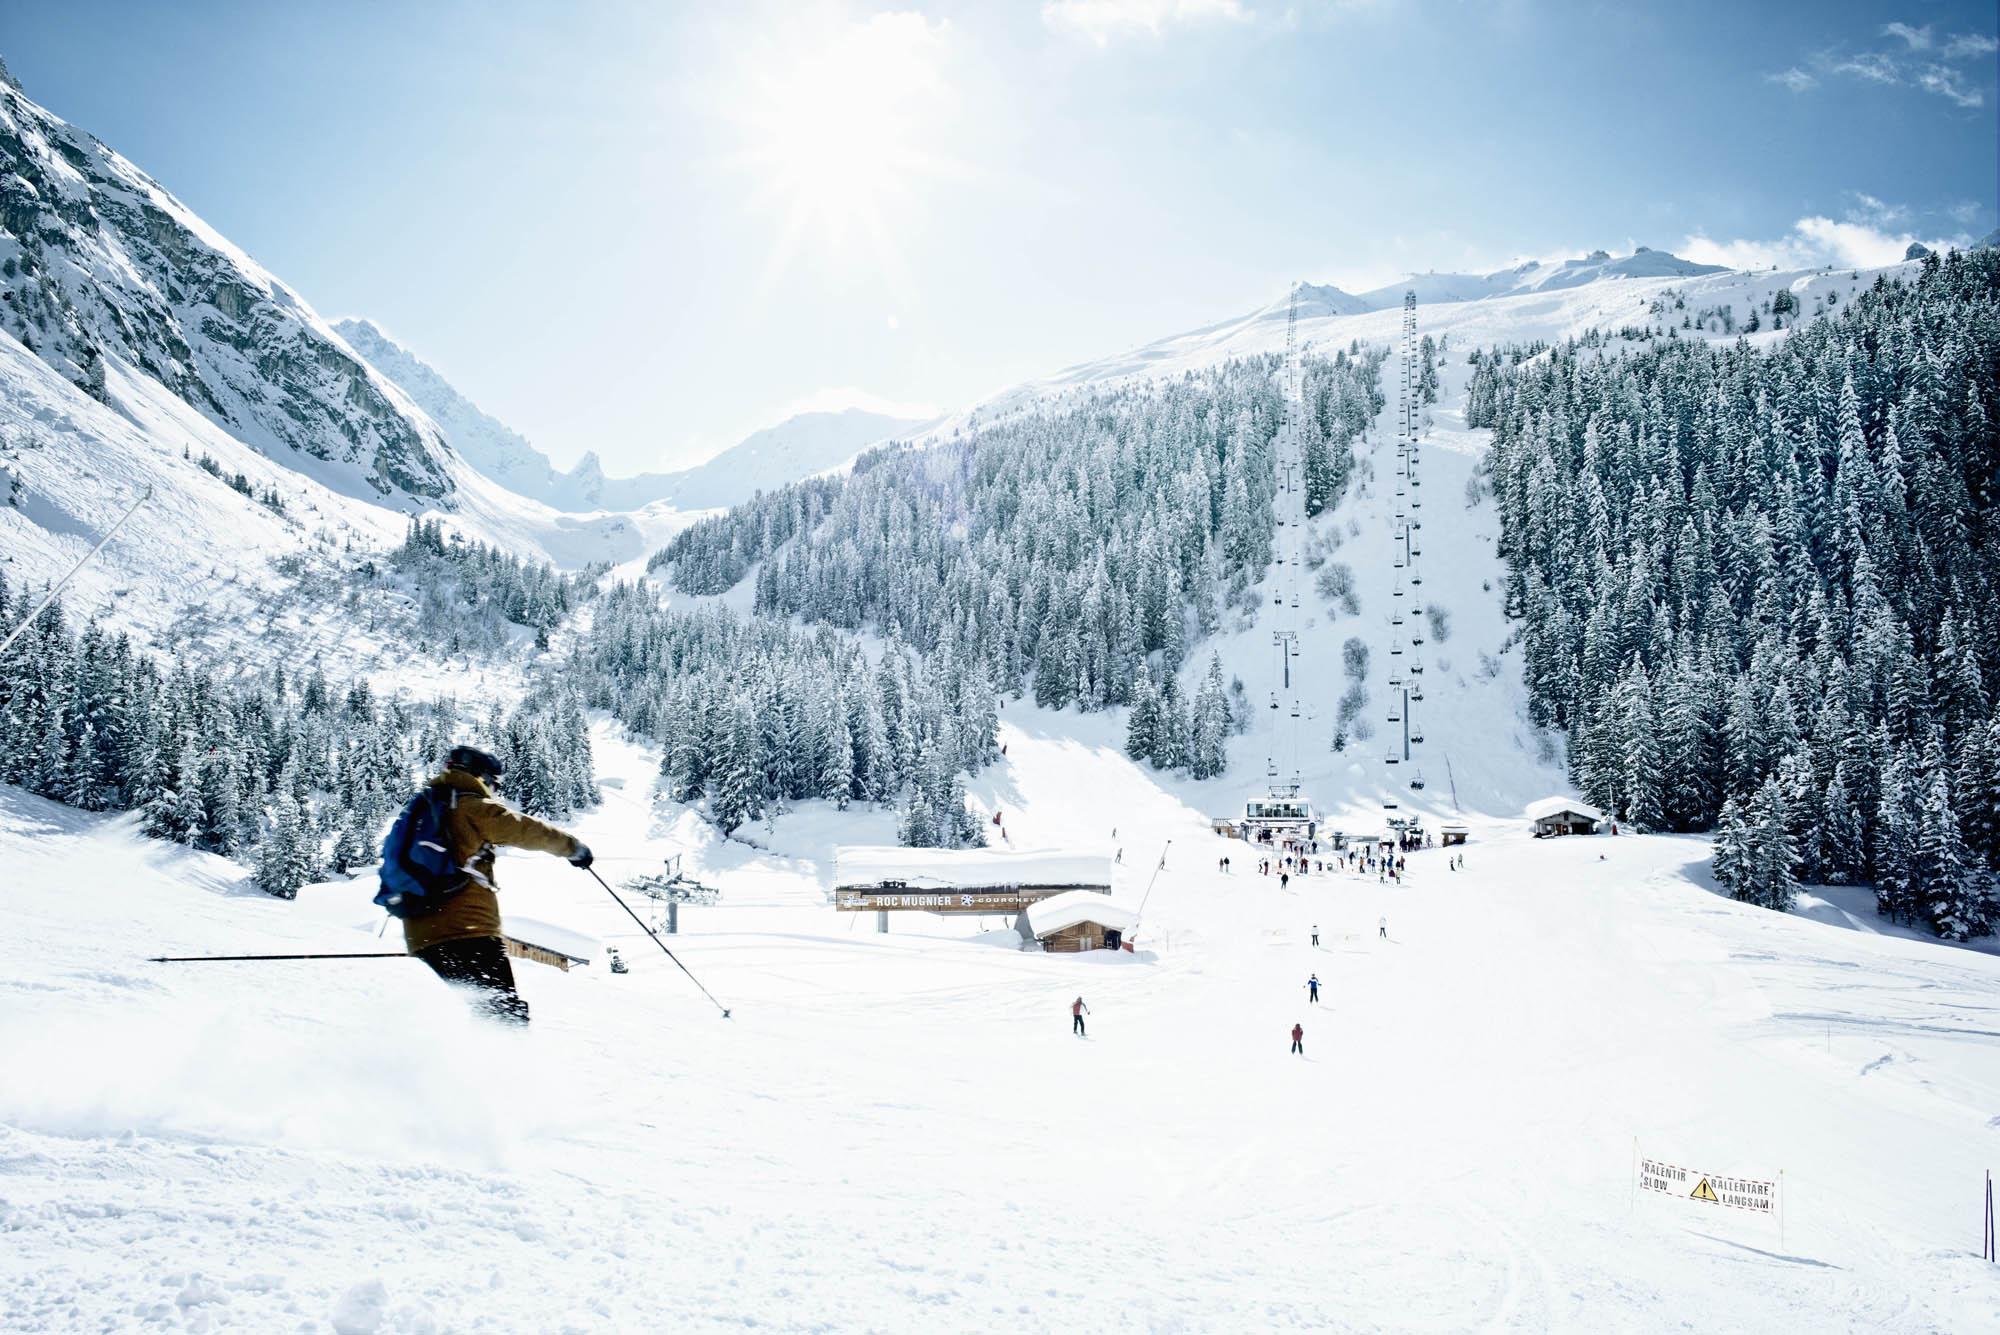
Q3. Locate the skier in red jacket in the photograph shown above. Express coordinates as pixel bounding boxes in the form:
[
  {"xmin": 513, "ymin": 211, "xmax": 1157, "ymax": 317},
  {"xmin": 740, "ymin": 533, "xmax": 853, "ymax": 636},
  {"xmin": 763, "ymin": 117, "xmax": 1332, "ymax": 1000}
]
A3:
[{"xmin": 1290, "ymin": 1022, "xmax": 1304, "ymax": 1055}]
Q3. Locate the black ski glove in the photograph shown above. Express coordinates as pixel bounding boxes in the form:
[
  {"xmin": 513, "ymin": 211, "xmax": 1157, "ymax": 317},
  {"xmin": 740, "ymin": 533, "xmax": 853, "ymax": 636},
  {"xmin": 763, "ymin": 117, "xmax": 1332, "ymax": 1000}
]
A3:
[{"xmin": 569, "ymin": 843, "xmax": 594, "ymax": 870}]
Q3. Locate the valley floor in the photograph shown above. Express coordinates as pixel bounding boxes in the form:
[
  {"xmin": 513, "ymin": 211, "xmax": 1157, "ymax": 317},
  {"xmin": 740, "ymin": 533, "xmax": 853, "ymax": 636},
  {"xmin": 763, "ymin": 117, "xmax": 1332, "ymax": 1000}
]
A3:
[{"xmin": 3, "ymin": 719, "xmax": 1997, "ymax": 1333}]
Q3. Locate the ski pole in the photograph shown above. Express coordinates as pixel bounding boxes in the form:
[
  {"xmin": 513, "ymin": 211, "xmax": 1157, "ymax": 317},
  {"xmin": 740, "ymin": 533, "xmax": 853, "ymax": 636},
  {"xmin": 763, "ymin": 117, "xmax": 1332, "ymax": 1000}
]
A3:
[
  {"xmin": 583, "ymin": 865, "xmax": 732, "ymax": 1018},
  {"xmin": 148, "ymin": 952, "xmax": 409, "ymax": 963}
]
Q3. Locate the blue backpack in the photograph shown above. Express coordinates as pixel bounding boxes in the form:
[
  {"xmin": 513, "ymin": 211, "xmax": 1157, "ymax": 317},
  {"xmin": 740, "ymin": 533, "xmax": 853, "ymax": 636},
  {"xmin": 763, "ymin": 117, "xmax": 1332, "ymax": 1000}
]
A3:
[{"xmin": 374, "ymin": 787, "xmax": 472, "ymax": 919}]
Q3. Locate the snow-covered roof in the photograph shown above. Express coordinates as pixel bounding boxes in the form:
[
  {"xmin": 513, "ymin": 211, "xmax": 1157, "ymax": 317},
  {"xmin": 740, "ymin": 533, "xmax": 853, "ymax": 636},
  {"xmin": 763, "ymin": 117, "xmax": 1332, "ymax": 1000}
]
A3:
[
  {"xmin": 1024, "ymin": 890, "xmax": 1141, "ymax": 939},
  {"xmin": 1525, "ymin": 797, "xmax": 1604, "ymax": 822},
  {"xmin": 833, "ymin": 846, "xmax": 1110, "ymax": 892},
  {"xmin": 503, "ymin": 916, "xmax": 599, "ymax": 962}
]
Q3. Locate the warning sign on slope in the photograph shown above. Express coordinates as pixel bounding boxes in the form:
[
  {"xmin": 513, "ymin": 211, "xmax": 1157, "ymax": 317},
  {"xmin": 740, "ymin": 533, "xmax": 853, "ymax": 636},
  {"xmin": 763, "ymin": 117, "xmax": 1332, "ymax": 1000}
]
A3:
[{"xmin": 1638, "ymin": 1155, "xmax": 1776, "ymax": 1214}]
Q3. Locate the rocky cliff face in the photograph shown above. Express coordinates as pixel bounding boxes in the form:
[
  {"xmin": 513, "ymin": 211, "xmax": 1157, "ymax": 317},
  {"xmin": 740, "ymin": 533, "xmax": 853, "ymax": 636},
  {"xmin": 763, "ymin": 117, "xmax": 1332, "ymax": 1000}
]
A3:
[{"xmin": 0, "ymin": 64, "xmax": 452, "ymax": 500}]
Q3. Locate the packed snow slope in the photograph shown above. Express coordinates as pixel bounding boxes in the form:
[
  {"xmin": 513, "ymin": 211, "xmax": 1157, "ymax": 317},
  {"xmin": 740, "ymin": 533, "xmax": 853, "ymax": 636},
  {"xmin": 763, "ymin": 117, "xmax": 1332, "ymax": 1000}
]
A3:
[
  {"xmin": 4, "ymin": 712, "xmax": 1997, "ymax": 1332},
  {"xmin": 1173, "ymin": 330, "xmax": 1563, "ymax": 829},
  {"xmin": 333, "ymin": 318, "xmax": 932, "ymax": 514}
]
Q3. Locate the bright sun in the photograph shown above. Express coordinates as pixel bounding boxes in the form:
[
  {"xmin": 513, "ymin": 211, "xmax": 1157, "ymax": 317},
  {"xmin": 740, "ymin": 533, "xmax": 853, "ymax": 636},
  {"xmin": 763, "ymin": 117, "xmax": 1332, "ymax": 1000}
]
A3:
[{"xmin": 725, "ymin": 12, "xmax": 958, "ymax": 292}]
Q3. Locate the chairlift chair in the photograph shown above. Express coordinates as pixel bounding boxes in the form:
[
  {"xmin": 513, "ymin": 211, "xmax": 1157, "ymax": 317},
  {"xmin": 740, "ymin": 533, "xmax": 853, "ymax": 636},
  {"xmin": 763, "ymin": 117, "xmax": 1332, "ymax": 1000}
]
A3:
[
  {"xmin": 1410, "ymin": 772, "xmax": 1427, "ymax": 790},
  {"xmin": 1411, "ymin": 724, "xmax": 1426, "ymax": 743}
]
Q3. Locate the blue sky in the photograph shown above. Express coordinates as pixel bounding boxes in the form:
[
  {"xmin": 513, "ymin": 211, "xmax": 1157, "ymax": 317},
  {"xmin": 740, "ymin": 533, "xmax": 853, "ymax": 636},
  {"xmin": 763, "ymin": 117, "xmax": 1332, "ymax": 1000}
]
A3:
[{"xmin": 5, "ymin": 1, "xmax": 1996, "ymax": 475}]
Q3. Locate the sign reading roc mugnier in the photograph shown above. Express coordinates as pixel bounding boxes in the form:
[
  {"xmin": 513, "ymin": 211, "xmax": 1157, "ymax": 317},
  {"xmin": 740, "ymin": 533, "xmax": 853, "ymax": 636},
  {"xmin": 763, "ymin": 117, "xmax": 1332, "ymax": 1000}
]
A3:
[{"xmin": 835, "ymin": 887, "xmax": 1072, "ymax": 914}]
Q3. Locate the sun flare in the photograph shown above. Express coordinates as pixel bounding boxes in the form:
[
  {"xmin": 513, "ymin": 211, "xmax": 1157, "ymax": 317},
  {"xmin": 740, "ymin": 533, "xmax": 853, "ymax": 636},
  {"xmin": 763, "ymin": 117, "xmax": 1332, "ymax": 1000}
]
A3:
[{"xmin": 725, "ymin": 12, "xmax": 958, "ymax": 291}]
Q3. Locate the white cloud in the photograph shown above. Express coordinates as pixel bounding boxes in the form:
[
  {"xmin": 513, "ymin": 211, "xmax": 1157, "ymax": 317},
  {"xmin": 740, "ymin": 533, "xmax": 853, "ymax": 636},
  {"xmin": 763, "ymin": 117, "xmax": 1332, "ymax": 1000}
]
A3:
[
  {"xmin": 1947, "ymin": 199, "xmax": 1984, "ymax": 225},
  {"xmin": 1680, "ymin": 215, "xmax": 1968, "ymax": 272},
  {"xmin": 1845, "ymin": 192, "xmax": 1909, "ymax": 226},
  {"xmin": 1042, "ymin": 0, "xmax": 1247, "ymax": 46},
  {"xmin": 1829, "ymin": 51, "xmax": 1900, "ymax": 83},
  {"xmin": 1797, "ymin": 24, "xmax": 1995, "ymax": 106},
  {"xmin": 1915, "ymin": 63, "xmax": 1984, "ymax": 106}
]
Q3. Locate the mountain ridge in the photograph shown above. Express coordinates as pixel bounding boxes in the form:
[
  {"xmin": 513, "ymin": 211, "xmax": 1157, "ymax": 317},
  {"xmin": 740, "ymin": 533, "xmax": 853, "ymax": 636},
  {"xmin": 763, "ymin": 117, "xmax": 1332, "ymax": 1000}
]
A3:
[
  {"xmin": 0, "ymin": 70, "xmax": 454, "ymax": 504},
  {"xmin": 333, "ymin": 317, "xmax": 933, "ymax": 513}
]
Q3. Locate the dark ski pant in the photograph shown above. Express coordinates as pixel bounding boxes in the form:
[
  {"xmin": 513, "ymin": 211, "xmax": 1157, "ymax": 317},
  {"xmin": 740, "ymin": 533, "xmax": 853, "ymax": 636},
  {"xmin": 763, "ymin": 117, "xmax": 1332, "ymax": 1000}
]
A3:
[
  {"xmin": 1073, "ymin": 1014, "xmax": 1086, "ymax": 1036},
  {"xmin": 1308, "ymin": 988, "xmax": 1319, "ymax": 1002},
  {"xmin": 418, "ymin": 935, "xmax": 529, "ymax": 1026},
  {"xmin": 1291, "ymin": 1039, "xmax": 1303, "ymax": 1054}
]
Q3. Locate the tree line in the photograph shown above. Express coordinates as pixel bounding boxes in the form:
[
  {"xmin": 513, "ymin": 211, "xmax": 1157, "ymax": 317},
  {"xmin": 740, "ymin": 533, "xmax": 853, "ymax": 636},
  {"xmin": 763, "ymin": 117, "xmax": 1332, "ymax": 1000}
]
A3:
[
  {"xmin": 1477, "ymin": 250, "xmax": 2000, "ymax": 938},
  {"xmin": 650, "ymin": 350, "xmax": 1382, "ymax": 781},
  {"xmin": 557, "ymin": 582, "xmax": 995, "ymax": 846},
  {"xmin": 0, "ymin": 573, "xmax": 594, "ymax": 900}
]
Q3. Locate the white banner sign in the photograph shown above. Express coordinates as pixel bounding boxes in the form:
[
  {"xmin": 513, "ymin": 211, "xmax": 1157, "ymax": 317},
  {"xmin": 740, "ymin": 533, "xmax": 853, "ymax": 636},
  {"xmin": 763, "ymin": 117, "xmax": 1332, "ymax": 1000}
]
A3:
[{"xmin": 1637, "ymin": 1154, "xmax": 1777, "ymax": 1215}]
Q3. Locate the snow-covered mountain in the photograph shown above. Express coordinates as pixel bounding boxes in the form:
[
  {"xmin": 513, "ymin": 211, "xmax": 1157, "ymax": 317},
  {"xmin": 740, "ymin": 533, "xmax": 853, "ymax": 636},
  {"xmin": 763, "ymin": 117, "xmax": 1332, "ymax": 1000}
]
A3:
[
  {"xmin": 335, "ymin": 317, "xmax": 932, "ymax": 513},
  {"xmin": 1152, "ymin": 248, "xmax": 1728, "ymax": 357},
  {"xmin": 0, "ymin": 60, "xmax": 453, "ymax": 504},
  {"xmin": 647, "ymin": 406, "xmax": 936, "ymax": 510},
  {"xmin": 945, "ymin": 246, "xmax": 1875, "ymax": 435}
]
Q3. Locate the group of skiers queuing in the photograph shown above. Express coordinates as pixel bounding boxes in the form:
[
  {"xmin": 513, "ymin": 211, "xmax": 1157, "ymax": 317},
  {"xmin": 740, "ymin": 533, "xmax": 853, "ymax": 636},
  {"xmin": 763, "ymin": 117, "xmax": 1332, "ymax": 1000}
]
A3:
[{"xmin": 1226, "ymin": 840, "xmax": 1412, "ymax": 888}]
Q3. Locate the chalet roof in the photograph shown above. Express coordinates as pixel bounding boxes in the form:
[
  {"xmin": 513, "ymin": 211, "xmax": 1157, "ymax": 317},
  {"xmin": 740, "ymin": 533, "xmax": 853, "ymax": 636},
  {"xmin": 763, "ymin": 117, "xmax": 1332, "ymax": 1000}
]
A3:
[
  {"xmin": 1525, "ymin": 797, "xmax": 1604, "ymax": 822},
  {"xmin": 833, "ymin": 845, "xmax": 1111, "ymax": 893},
  {"xmin": 502, "ymin": 916, "xmax": 598, "ymax": 963},
  {"xmin": 1024, "ymin": 890, "xmax": 1141, "ymax": 939}
]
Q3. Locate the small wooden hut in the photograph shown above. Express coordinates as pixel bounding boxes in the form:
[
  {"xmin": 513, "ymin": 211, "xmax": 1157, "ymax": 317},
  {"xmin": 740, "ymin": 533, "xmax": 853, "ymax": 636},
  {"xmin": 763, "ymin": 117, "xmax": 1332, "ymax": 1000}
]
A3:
[
  {"xmin": 1526, "ymin": 798, "xmax": 1603, "ymax": 838},
  {"xmin": 1019, "ymin": 891, "xmax": 1140, "ymax": 953}
]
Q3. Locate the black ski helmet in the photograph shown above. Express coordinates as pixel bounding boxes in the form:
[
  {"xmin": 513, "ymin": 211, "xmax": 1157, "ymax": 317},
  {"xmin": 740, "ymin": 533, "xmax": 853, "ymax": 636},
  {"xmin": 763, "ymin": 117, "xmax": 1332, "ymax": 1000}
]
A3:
[{"xmin": 446, "ymin": 745, "xmax": 505, "ymax": 782}]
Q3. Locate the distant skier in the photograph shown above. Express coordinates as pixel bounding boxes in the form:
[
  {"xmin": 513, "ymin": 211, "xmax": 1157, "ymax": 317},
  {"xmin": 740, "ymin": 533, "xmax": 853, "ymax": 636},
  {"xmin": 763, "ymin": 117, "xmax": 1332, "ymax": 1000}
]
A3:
[
  {"xmin": 1280, "ymin": 872, "xmax": 1290, "ymax": 891},
  {"xmin": 1311, "ymin": 924, "xmax": 1320, "ymax": 947},
  {"xmin": 1378, "ymin": 915, "xmax": 1387, "ymax": 939},
  {"xmin": 399, "ymin": 745, "xmax": 591, "ymax": 1026},
  {"xmin": 1072, "ymin": 996, "xmax": 1090, "ymax": 1037},
  {"xmin": 1306, "ymin": 974, "xmax": 1320, "ymax": 1003},
  {"xmin": 1290, "ymin": 1022, "xmax": 1304, "ymax": 1055}
]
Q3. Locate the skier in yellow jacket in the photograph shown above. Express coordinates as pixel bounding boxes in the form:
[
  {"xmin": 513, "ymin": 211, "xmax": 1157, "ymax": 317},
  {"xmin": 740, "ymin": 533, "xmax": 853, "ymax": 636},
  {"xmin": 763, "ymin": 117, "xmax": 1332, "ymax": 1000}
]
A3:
[{"xmin": 405, "ymin": 745, "xmax": 590, "ymax": 1024}]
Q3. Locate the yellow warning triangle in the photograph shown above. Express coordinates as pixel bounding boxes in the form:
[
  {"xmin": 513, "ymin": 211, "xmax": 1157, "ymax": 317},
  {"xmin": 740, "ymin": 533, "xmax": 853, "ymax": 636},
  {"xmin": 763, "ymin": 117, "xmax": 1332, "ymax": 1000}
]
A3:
[{"xmin": 1690, "ymin": 1177, "xmax": 1719, "ymax": 1203}]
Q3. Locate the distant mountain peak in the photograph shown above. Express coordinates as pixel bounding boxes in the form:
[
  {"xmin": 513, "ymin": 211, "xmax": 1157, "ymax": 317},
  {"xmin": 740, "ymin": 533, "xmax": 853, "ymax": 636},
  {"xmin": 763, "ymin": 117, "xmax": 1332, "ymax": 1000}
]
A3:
[{"xmin": 336, "ymin": 317, "xmax": 932, "ymax": 512}]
